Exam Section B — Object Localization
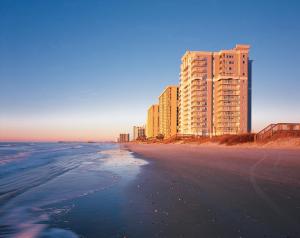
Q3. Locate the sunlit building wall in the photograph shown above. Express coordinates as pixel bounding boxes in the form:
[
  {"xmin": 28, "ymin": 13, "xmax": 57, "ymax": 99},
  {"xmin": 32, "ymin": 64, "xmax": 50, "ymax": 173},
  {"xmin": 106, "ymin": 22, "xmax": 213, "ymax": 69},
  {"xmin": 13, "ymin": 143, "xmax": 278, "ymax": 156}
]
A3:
[
  {"xmin": 179, "ymin": 51, "xmax": 213, "ymax": 135},
  {"xmin": 133, "ymin": 125, "xmax": 146, "ymax": 140},
  {"xmin": 213, "ymin": 44, "xmax": 251, "ymax": 135},
  {"xmin": 146, "ymin": 104, "xmax": 159, "ymax": 138},
  {"xmin": 158, "ymin": 86, "xmax": 179, "ymax": 139},
  {"xmin": 179, "ymin": 44, "xmax": 251, "ymax": 136}
]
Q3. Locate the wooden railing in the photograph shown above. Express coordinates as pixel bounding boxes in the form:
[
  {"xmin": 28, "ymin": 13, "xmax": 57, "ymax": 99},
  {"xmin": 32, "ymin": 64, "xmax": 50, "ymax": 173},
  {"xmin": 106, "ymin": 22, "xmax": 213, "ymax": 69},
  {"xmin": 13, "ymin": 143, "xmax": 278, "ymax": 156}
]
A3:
[{"xmin": 255, "ymin": 123, "xmax": 300, "ymax": 141}]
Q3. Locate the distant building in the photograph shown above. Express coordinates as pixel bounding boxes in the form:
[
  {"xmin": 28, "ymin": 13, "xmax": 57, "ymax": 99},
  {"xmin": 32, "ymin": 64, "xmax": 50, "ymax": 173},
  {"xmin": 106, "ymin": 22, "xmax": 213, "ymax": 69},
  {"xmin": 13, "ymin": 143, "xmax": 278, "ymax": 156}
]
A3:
[
  {"xmin": 119, "ymin": 133, "xmax": 129, "ymax": 143},
  {"xmin": 146, "ymin": 104, "xmax": 159, "ymax": 138},
  {"xmin": 179, "ymin": 44, "xmax": 251, "ymax": 136},
  {"xmin": 133, "ymin": 126, "xmax": 146, "ymax": 140},
  {"xmin": 159, "ymin": 86, "xmax": 179, "ymax": 139}
]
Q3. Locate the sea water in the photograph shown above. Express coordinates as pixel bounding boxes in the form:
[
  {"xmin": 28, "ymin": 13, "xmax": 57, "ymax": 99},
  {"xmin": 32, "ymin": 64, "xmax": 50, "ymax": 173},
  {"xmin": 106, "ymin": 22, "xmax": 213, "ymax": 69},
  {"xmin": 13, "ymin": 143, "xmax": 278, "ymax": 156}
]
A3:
[{"xmin": 0, "ymin": 142, "xmax": 147, "ymax": 237}]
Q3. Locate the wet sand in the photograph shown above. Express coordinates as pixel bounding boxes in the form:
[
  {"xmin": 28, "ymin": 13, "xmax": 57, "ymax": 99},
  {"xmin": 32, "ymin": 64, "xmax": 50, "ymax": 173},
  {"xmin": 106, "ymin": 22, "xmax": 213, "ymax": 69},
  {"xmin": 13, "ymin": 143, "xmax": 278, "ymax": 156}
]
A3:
[{"xmin": 123, "ymin": 144, "xmax": 300, "ymax": 237}]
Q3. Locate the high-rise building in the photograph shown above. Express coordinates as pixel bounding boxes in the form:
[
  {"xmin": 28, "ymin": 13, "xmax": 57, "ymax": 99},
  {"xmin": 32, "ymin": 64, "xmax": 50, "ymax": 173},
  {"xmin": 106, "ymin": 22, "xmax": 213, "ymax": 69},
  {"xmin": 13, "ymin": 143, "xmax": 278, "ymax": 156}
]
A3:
[
  {"xmin": 146, "ymin": 104, "xmax": 159, "ymax": 138},
  {"xmin": 179, "ymin": 44, "xmax": 251, "ymax": 136},
  {"xmin": 159, "ymin": 86, "xmax": 179, "ymax": 139},
  {"xmin": 213, "ymin": 45, "xmax": 251, "ymax": 135},
  {"xmin": 119, "ymin": 133, "xmax": 129, "ymax": 143},
  {"xmin": 179, "ymin": 51, "xmax": 213, "ymax": 135},
  {"xmin": 133, "ymin": 126, "xmax": 146, "ymax": 140}
]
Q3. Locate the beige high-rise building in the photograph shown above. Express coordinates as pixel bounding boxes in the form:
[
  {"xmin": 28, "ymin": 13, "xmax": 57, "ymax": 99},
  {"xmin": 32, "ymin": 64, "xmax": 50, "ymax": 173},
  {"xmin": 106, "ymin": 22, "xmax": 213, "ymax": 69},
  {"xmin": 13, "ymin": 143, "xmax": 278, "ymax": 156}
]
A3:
[
  {"xmin": 159, "ymin": 86, "xmax": 178, "ymax": 139},
  {"xmin": 133, "ymin": 126, "xmax": 146, "ymax": 140},
  {"xmin": 146, "ymin": 104, "xmax": 159, "ymax": 138},
  {"xmin": 179, "ymin": 51, "xmax": 213, "ymax": 135},
  {"xmin": 179, "ymin": 44, "xmax": 251, "ymax": 136}
]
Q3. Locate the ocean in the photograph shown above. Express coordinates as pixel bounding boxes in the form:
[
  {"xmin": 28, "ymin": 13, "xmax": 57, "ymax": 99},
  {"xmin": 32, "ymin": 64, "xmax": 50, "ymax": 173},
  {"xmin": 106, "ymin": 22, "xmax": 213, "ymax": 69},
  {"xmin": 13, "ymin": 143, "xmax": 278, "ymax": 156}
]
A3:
[{"xmin": 0, "ymin": 142, "xmax": 147, "ymax": 238}]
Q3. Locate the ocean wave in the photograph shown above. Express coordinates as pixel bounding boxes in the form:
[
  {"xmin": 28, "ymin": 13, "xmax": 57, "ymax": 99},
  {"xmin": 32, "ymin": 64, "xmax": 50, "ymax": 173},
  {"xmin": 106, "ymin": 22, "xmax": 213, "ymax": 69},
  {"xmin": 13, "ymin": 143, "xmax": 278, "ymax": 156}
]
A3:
[
  {"xmin": 0, "ymin": 143, "xmax": 146, "ymax": 238},
  {"xmin": 0, "ymin": 152, "xmax": 31, "ymax": 166}
]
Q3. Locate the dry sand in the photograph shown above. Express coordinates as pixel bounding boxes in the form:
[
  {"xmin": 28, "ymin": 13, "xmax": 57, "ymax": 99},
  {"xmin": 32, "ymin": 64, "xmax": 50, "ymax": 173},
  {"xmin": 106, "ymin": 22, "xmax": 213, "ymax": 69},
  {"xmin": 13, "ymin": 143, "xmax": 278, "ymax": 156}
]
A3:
[{"xmin": 122, "ymin": 143, "xmax": 300, "ymax": 237}]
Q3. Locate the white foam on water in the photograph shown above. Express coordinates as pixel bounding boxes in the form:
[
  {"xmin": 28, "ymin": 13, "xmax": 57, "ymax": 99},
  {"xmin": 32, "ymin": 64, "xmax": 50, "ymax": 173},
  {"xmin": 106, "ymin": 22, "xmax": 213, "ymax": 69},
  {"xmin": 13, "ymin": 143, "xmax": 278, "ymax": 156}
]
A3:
[{"xmin": 0, "ymin": 144, "xmax": 147, "ymax": 238}]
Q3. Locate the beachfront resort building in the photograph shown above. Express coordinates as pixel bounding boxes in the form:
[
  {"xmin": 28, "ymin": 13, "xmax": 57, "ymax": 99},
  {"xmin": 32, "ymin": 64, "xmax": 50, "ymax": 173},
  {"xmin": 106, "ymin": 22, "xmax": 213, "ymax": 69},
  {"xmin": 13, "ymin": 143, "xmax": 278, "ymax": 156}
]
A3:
[
  {"xmin": 133, "ymin": 126, "xmax": 146, "ymax": 140},
  {"xmin": 119, "ymin": 133, "xmax": 130, "ymax": 143},
  {"xmin": 179, "ymin": 51, "xmax": 213, "ymax": 136},
  {"xmin": 146, "ymin": 104, "xmax": 159, "ymax": 138},
  {"xmin": 179, "ymin": 44, "xmax": 251, "ymax": 136},
  {"xmin": 158, "ymin": 86, "xmax": 179, "ymax": 139}
]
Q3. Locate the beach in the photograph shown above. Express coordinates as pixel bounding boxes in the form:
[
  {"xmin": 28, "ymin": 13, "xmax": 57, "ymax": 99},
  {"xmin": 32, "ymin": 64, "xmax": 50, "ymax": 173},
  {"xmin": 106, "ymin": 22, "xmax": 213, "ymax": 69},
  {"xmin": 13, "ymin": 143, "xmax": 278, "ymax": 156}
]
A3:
[
  {"xmin": 1, "ymin": 142, "xmax": 300, "ymax": 237},
  {"xmin": 124, "ymin": 143, "xmax": 300, "ymax": 237}
]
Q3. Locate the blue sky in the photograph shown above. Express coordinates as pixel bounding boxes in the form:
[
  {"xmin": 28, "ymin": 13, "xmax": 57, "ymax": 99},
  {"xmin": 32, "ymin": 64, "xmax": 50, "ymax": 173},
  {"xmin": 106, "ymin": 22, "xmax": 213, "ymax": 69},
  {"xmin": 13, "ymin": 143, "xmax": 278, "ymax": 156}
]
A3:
[{"xmin": 1, "ymin": 0, "xmax": 300, "ymax": 141}]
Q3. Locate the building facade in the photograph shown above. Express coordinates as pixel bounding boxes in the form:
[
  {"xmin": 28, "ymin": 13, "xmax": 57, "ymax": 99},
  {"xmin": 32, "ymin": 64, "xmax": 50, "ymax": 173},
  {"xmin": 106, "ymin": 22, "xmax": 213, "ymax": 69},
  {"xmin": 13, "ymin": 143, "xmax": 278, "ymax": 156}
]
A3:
[
  {"xmin": 179, "ymin": 51, "xmax": 213, "ymax": 135},
  {"xmin": 146, "ymin": 104, "xmax": 159, "ymax": 138},
  {"xmin": 159, "ymin": 86, "xmax": 179, "ymax": 139},
  {"xmin": 133, "ymin": 126, "xmax": 146, "ymax": 140},
  {"xmin": 119, "ymin": 133, "xmax": 129, "ymax": 143},
  {"xmin": 179, "ymin": 44, "xmax": 251, "ymax": 136}
]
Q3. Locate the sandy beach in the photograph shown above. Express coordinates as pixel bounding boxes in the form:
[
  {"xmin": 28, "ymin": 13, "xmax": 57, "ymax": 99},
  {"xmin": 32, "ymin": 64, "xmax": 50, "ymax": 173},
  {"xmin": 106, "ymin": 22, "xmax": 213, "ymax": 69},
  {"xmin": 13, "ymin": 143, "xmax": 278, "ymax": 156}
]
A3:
[{"xmin": 123, "ymin": 143, "xmax": 300, "ymax": 237}]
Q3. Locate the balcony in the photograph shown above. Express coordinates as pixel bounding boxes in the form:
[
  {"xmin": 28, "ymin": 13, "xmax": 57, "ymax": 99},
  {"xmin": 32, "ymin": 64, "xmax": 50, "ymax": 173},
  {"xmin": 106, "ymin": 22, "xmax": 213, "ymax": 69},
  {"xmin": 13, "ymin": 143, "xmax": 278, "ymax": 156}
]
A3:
[
  {"xmin": 217, "ymin": 96, "xmax": 240, "ymax": 101},
  {"xmin": 217, "ymin": 91, "xmax": 240, "ymax": 96},
  {"xmin": 217, "ymin": 79, "xmax": 240, "ymax": 85},
  {"xmin": 191, "ymin": 103, "xmax": 207, "ymax": 107},
  {"xmin": 191, "ymin": 74, "xmax": 207, "ymax": 80},
  {"xmin": 191, "ymin": 98, "xmax": 207, "ymax": 103},
  {"xmin": 216, "ymin": 101, "xmax": 240, "ymax": 107},
  {"xmin": 191, "ymin": 61, "xmax": 207, "ymax": 67},
  {"xmin": 191, "ymin": 85, "xmax": 207, "ymax": 91},
  {"xmin": 216, "ymin": 85, "xmax": 239, "ymax": 92},
  {"xmin": 191, "ymin": 92, "xmax": 207, "ymax": 98},
  {"xmin": 217, "ymin": 106, "xmax": 240, "ymax": 112}
]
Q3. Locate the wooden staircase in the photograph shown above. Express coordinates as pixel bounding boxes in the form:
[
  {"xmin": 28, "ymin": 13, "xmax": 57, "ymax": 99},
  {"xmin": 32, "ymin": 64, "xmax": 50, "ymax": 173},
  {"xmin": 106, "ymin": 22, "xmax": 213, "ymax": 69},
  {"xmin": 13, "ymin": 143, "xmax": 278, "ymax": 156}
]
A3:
[{"xmin": 255, "ymin": 123, "xmax": 300, "ymax": 141}]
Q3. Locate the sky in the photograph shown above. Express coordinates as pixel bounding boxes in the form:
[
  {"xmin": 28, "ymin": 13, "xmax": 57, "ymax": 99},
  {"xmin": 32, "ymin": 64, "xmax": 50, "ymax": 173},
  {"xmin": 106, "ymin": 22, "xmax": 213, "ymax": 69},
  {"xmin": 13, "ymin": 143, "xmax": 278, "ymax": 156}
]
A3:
[{"xmin": 1, "ymin": 0, "xmax": 300, "ymax": 141}]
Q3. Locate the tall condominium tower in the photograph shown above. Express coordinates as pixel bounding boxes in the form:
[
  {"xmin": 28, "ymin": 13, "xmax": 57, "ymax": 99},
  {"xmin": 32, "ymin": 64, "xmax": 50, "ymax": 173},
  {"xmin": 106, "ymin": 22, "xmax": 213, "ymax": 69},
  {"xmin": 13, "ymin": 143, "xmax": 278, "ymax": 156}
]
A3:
[
  {"xmin": 179, "ymin": 51, "xmax": 213, "ymax": 135},
  {"xmin": 213, "ymin": 45, "xmax": 251, "ymax": 135},
  {"xmin": 158, "ymin": 86, "xmax": 179, "ymax": 139},
  {"xmin": 133, "ymin": 126, "xmax": 146, "ymax": 140},
  {"xmin": 179, "ymin": 44, "xmax": 251, "ymax": 136},
  {"xmin": 146, "ymin": 104, "xmax": 159, "ymax": 138}
]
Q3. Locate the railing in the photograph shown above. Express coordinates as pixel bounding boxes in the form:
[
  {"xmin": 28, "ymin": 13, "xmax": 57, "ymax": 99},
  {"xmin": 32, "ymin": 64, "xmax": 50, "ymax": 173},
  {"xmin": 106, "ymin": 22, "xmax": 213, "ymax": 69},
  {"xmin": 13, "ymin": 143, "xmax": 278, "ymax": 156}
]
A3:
[{"xmin": 255, "ymin": 123, "xmax": 300, "ymax": 141}]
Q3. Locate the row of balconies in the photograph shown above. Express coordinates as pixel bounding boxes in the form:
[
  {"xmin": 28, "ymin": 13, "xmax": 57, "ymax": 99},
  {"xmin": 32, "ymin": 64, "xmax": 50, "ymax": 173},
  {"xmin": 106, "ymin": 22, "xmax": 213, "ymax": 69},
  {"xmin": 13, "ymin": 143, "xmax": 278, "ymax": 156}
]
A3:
[
  {"xmin": 191, "ymin": 62, "xmax": 207, "ymax": 68},
  {"xmin": 215, "ymin": 127, "xmax": 239, "ymax": 132},
  {"xmin": 192, "ymin": 87, "xmax": 207, "ymax": 91},
  {"xmin": 217, "ymin": 101, "xmax": 240, "ymax": 106},
  {"xmin": 191, "ymin": 99, "xmax": 207, "ymax": 103},
  {"xmin": 216, "ymin": 111, "xmax": 240, "ymax": 116},
  {"xmin": 190, "ymin": 74, "xmax": 208, "ymax": 79},
  {"xmin": 217, "ymin": 96, "xmax": 240, "ymax": 101},
  {"xmin": 217, "ymin": 79, "xmax": 240, "ymax": 85},
  {"xmin": 216, "ymin": 120, "xmax": 240, "ymax": 124},
  {"xmin": 191, "ymin": 100, "xmax": 207, "ymax": 104},
  {"xmin": 216, "ymin": 107, "xmax": 240, "ymax": 112},
  {"xmin": 191, "ymin": 68, "xmax": 207, "ymax": 74},
  {"xmin": 192, "ymin": 83, "xmax": 207, "ymax": 87},
  {"xmin": 216, "ymin": 86, "xmax": 239, "ymax": 92},
  {"xmin": 191, "ymin": 124, "xmax": 207, "ymax": 128},
  {"xmin": 217, "ymin": 92, "xmax": 240, "ymax": 96},
  {"xmin": 192, "ymin": 109, "xmax": 207, "ymax": 113},
  {"xmin": 191, "ymin": 93, "xmax": 207, "ymax": 97},
  {"xmin": 191, "ymin": 57, "xmax": 207, "ymax": 62}
]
